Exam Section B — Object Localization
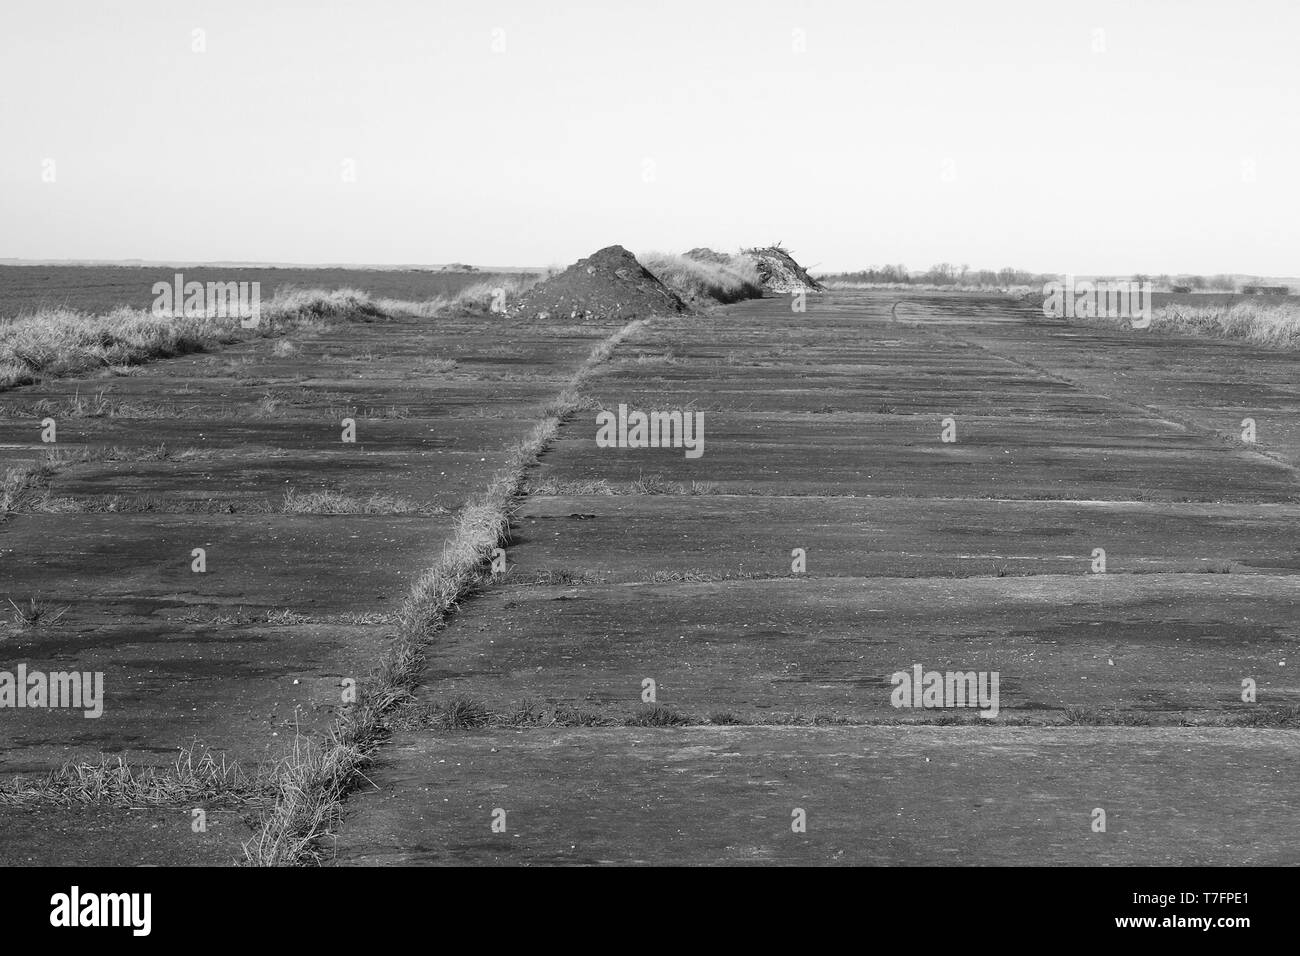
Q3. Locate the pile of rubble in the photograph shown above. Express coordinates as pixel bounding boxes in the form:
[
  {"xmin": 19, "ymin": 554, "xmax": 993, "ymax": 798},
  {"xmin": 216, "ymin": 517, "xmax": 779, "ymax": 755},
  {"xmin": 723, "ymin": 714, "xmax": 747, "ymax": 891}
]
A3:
[
  {"xmin": 740, "ymin": 245, "xmax": 824, "ymax": 293},
  {"xmin": 510, "ymin": 245, "xmax": 688, "ymax": 321}
]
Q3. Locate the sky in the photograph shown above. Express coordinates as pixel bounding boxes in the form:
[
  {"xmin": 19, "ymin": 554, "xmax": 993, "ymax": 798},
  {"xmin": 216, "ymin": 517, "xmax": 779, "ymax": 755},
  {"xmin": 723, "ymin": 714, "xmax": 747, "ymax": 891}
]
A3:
[{"xmin": 2, "ymin": 0, "xmax": 1297, "ymax": 275}]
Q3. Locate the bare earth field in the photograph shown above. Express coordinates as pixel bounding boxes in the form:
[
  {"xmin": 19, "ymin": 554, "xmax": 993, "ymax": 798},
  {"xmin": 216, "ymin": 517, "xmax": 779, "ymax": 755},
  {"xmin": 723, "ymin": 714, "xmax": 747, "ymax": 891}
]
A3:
[{"xmin": 2, "ymin": 289, "xmax": 1297, "ymax": 865}]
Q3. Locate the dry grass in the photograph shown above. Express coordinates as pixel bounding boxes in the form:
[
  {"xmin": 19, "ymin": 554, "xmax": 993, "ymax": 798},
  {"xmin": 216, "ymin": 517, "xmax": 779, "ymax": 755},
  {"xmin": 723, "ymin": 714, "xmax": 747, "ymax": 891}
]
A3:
[
  {"xmin": 63, "ymin": 390, "xmax": 183, "ymax": 419},
  {"xmin": 263, "ymin": 609, "xmax": 310, "ymax": 626},
  {"xmin": 45, "ymin": 443, "xmax": 215, "ymax": 465},
  {"xmin": 641, "ymin": 251, "xmax": 764, "ymax": 305},
  {"xmin": 524, "ymin": 475, "xmax": 722, "ymax": 497},
  {"xmin": 7, "ymin": 597, "xmax": 69, "ymax": 628},
  {"xmin": 646, "ymin": 570, "xmax": 712, "ymax": 583},
  {"xmin": 280, "ymin": 488, "xmax": 426, "ymax": 515},
  {"xmin": 244, "ymin": 317, "xmax": 648, "ymax": 865},
  {"xmin": 524, "ymin": 477, "xmax": 616, "ymax": 496},
  {"xmin": 330, "ymin": 611, "xmax": 397, "ymax": 626},
  {"xmin": 0, "ymin": 287, "xmax": 465, "ymax": 392},
  {"xmin": 448, "ymin": 275, "xmax": 541, "ymax": 314},
  {"xmin": 0, "ymin": 459, "xmax": 62, "ymax": 517},
  {"xmin": 371, "ymin": 297, "xmax": 446, "ymax": 318},
  {"xmin": 0, "ymin": 308, "xmax": 243, "ymax": 388},
  {"xmin": 256, "ymin": 287, "xmax": 387, "ymax": 323},
  {"xmin": 1130, "ymin": 301, "xmax": 1300, "ymax": 349},
  {"xmin": 416, "ymin": 358, "xmax": 458, "ymax": 374},
  {"xmin": 0, "ymin": 746, "xmax": 270, "ymax": 808},
  {"xmin": 418, "ymin": 695, "xmax": 495, "ymax": 730},
  {"xmin": 524, "ymin": 569, "xmax": 601, "ymax": 586},
  {"xmin": 0, "ymin": 444, "xmax": 222, "ymax": 519},
  {"xmin": 625, "ymin": 704, "xmax": 692, "ymax": 727},
  {"xmin": 374, "ymin": 276, "xmax": 541, "ymax": 318}
]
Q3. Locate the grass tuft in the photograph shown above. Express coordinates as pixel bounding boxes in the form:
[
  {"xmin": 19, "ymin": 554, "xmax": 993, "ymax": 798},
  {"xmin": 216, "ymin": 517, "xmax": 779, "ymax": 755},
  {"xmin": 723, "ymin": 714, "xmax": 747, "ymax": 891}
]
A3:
[
  {"xmin": 281, "ymin": 488, "xmax": 424, "ymax": 515},
  {"xmin": 420, "ymin": 696, "xmax": 494, "ymax": 730},
  {"xmin": 7, "ymin": 597, "xmax": 68, "ymax": 628},
  {"xmin": 625, "ymin": 704, "xmax": 692, "ymax": 727},
  {"xmin": 525, "ymin": 569, "xmax": 599, "ymax": 586},
  {"xmin": 1062, "ymin": 706, "xmax": 1152, "ymax": 727},
  {"xmin": 0, "ymin": 746, "xmax": 269, "ymax": 808}
]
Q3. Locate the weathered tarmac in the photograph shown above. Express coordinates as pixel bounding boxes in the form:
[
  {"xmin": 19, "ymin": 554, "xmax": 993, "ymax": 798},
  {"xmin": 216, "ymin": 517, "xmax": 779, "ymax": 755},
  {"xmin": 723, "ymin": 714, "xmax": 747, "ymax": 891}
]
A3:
[
  {"xmin": 331, "ymin": 291, "xmax": 1299, "ymax": 865},
  {"xmin": 1, "ymin": 310, "xmax": 619, "ymax": 862},
  {"xmin": 335, "ymin": 726, "xmax": 1300, "ymax": 866},
  {"xmin": 4, "ymin": 290, "xmax": 1296, "ymax": 866}
]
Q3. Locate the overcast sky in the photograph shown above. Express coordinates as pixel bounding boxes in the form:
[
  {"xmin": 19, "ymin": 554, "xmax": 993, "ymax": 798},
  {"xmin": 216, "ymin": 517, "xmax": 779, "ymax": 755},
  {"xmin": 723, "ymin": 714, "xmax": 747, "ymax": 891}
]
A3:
[{"xmin": 2, "ymin": 0, "xmax": 1297, "ymax": 275}]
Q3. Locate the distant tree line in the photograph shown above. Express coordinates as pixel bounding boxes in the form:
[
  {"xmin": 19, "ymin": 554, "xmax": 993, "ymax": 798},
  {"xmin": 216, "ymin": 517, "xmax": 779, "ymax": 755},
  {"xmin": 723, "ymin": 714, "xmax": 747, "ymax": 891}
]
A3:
[
  {"xmin": 821, "ymin": 264, "xmax": 1048, "ymax": 287},
  {"xmin": 824, "ymin": 266, "xmax": 1264, "ymax": 293},
  {"xmin": 1133, "ymin": 274, "xmax": 1239, "ymax": 292}
]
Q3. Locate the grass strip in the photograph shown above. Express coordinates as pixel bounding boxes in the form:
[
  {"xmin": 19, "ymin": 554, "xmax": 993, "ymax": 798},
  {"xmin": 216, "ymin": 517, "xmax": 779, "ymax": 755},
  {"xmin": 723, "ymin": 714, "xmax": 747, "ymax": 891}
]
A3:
[{"xmin": 243, "ymin": 318, "xmax": 646, "ymax": 865}]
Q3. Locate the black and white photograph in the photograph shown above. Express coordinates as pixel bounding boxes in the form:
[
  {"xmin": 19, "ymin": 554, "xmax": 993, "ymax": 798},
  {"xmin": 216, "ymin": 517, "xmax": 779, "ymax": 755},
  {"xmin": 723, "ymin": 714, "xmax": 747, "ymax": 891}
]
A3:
[{"xmin": 0, "ymin": 0, "xmax": 1292, "ymax": 933}]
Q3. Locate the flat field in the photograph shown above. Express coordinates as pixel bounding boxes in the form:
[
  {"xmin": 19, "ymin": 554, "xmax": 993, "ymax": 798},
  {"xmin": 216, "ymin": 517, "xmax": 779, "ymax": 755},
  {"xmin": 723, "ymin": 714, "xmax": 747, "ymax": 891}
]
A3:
[{"xmin": 0, "ymin": 265, "xmax": 526, "ymax": 317}]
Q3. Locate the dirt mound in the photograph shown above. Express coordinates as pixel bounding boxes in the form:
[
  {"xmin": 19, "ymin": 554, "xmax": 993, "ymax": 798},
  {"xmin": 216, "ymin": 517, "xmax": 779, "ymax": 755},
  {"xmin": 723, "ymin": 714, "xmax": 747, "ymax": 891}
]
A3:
[
  {"xmin": 683, "ymin": 247, "xmax": 734, "ymax": 265},
  {"xmin": 511, "ymin": 245, "xmax": 688, "ymax": 321},
  {"xmin": 741, "ymin": 245, "xmax": 824, "ymax": 293}
]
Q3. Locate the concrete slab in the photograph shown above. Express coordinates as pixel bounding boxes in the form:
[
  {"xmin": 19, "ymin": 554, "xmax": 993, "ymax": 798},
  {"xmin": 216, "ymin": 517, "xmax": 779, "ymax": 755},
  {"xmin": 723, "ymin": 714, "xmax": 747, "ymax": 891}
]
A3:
[
  {"xmin": 0, "ymin": 805, "xmax": 250, "ymax": 866},
  {"xmin": 1, "ymin": 514, "xmax": 453, "ymax": 611},
  {"xmin": 328, "ymin": 291, "xmax": 1300, "ymax": 867},
  {"xmin": 512, "ymin": 496, "xmax": 1300, "ymax": 579},
  {"xmin": 333, "ymin": 726, "xmax": 1300, "ymax": 865},
  {"xmin": 955, "ymin": 318, "xmax": 1300, "ymax": 469},
  {"xmin": 535, "ymin": 412, "xmax": 1297, "ymax": 501},
  {"xmin": 1, "ymin": 620, "xmax": 387, "ymax": 770},
  {"xmin": 411, "ymin": 576, "xmax": 1299, "ymax": 722}
]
